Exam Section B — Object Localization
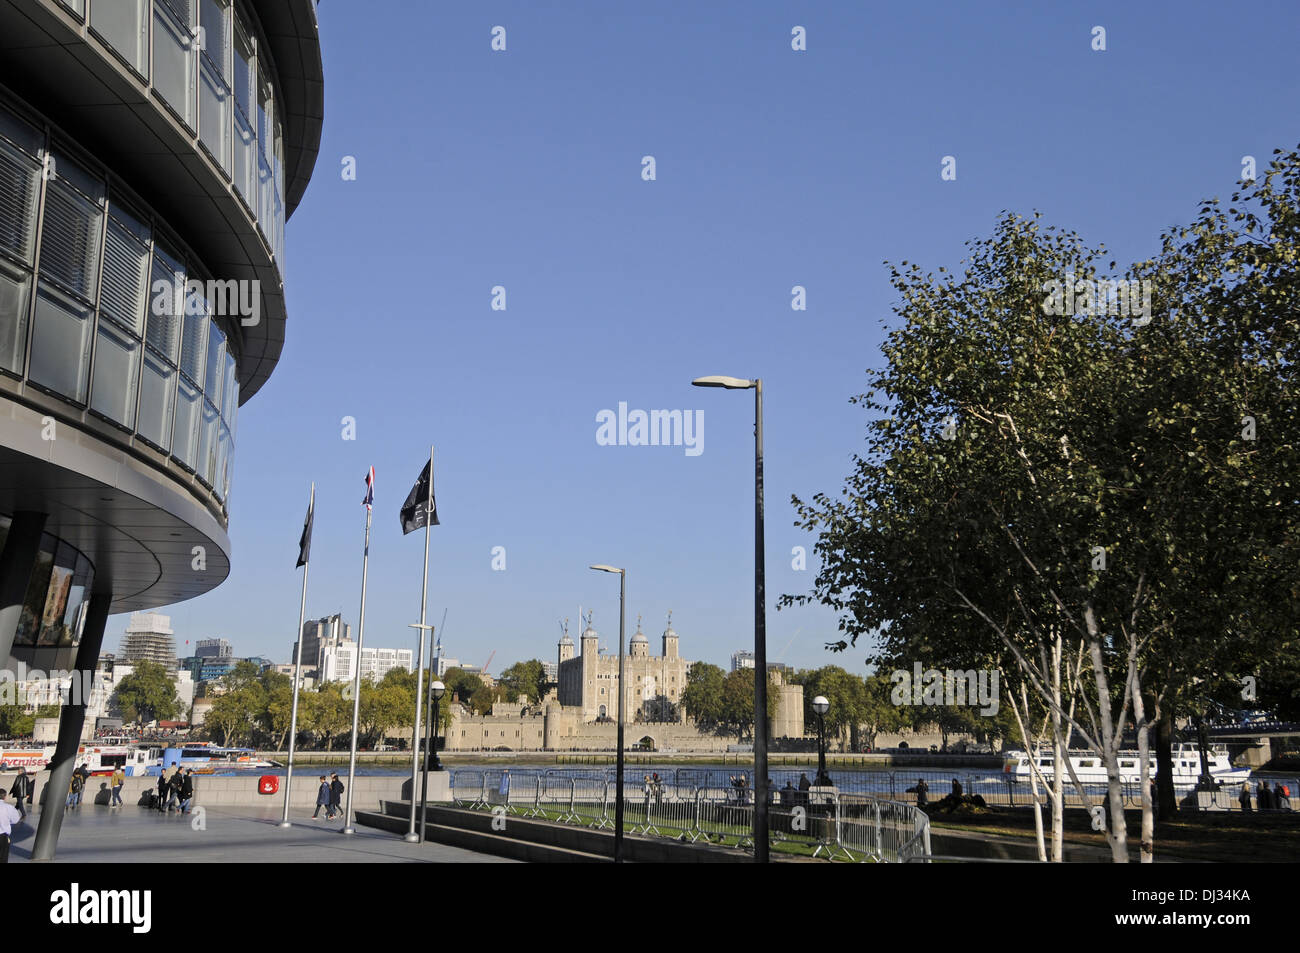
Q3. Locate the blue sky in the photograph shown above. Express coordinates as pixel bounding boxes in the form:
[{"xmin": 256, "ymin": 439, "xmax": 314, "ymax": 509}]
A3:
[{"xmin": 106, "ymin": 0, "xmax": 1300, "ymax": 677}]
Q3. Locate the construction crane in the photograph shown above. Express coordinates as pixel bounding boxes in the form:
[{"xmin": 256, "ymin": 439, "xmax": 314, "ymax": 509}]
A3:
[{"xmin": 481, "ymin": 650, "xmax": 495, "ymax": 676}]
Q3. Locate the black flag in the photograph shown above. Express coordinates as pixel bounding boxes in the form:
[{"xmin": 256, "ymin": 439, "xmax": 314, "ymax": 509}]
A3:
[
  {"xmin": 400, "ymin": 459, "xmax": 439, "ymax": 535},
  {"xmin": 296, "ymin": 495, "xmax": 313, "ymax": 567}
]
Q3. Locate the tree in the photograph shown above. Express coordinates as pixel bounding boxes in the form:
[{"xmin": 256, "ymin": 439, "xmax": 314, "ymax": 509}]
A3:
[
  {"xmin": 498, "ymin": 660, "xmax": 545, "ymax": 704},
  {"xmin": 442, "ymin": 668, "xmax": 484, "ymax": 706},
  {"xmin": 681, "ymin": 662, "xmax": 726, "ymax": 732},
  {"xmin": 114, "ymin": 659, "xmax": 179, "ymax": 724},
  {"xmin": 307, "ymin": 683, "xmax": 351, "ymax": 750},
  {"xmin": 792, "ymin": 666, "xmax": 868, "ymax": 750},
  {"xmin": 784, "ymin": 152, "xmax": 1300, "ymax": 862}
]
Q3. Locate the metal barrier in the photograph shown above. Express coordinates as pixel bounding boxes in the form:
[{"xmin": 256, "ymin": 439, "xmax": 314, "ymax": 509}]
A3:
[{"xmin": 444, "ymin": 768, "xmax": 931, "ymax": 862}]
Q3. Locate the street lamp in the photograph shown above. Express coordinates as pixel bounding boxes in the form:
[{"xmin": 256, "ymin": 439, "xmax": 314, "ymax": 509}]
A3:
[
  {"xmin": 429, "ymin": 680, "xmax": 446, "ymax": 772},
  {"xmin": 405, "ymin": 621, "xmax": 433, "ymax": 843},
  {"xmin": 812, "ymin": 695, "xmax": 831, "ymax": 786},
  {"xmin": 692, "ymin": 373, "xmax": 769, "ymax": 863},
  {"xmin": 590, "ymin": 563, "xmax": 626, "ymax": 864}
]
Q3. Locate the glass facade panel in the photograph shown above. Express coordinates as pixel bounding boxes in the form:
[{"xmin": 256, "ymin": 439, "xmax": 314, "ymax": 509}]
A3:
[
  {"xmin": 100, "ymin": 218, "xmax": 150, "ymax": 335},
  {"xmin": 153, "ymin": 2, "xmax": 195, "ymax": 128},
  {"xmin": 147, "ymin": 251, "xmax": 183, "ymax": 360},
  {"xmin": 199, "ymin": 67, "xmax": 230, "ymax": 170},
  {"xmin": 204, "ymin": 323, "xmax": 224, "ymax": 407},
  {"xmin": 30, "ymin": 283, "xmax": 93, "ymax": 401},
  {"xmin": 221, "ymin": 350, "xmax": 236, "ymax": 420},
  {"xmin": 216, "ymin": 422, "xmax": 231, "ymax": 500},
  {"xmin": 37, "ymin": 163, "xmax": 103, "ymax": 301},
  {"xmin": 90, "ymin": 318, "xmax": 141, "ymax": 427},
  {"xmin": 0, "ymin": 261, "xmax": 30, "ymax": 374},
  {"xmin": 180, "ymin": 305, "xmax": 206, "ymax": 385},
  {"xmin": 0, "ymin": 133, "xmax": 42, "ymax": 264},
  {"xmin": 173, "ymin": 374, "xmax": 201, "ymax": 469},
  {"xmin": 199, "ymin": 397, "xmax": 219, "ymax": 485},
  {"xmin": 199, "ymin": 0, "xmax": 228, "ymax": 76},
  {"xmin": 91, "ymin": 0, "xmax": 149, "ymax": 75},
  {"xmin": 138, "ymin": 349, "xmax": 175, "ymax": 450},
  {"xmin": 14, "ymin": 534, "xmax": 55, "ymax": 647}
]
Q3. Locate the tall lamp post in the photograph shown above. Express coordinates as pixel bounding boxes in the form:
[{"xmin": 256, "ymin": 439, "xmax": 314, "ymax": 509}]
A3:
[
  {"xmin": 590, "ymin": 563, "xmax": 626, "ymax": 863},
  {"xmin": 419, "ymin": 680, "xmax": 445, "ymax": 844},
  {"xmin": 812, "ymin": 695, "xmax": 831, "ymax": 786},
  {"xmin": 692, "ymin": 374, "xmax": 769, "ymax": 863},
  {"xmin": 429, "ymin": 680, "xmax": 446, "ymax": 771}
]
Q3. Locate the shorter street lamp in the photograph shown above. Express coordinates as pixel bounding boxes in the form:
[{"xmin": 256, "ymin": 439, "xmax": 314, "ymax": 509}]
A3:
[
  {"xmin": 429, "ymin": 681, "xmax": 446, "ymax": 771},
  {"xmin": 812, "ymin": 696, "xmax": 831, "ymax": 786}
]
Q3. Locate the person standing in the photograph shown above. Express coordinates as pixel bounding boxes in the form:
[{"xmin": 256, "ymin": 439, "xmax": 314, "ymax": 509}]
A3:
[
  {"xmin": 328, "ymin": 773, "xmax": 344, "ymax": 820},
  {"xmin": 1259, "ymin": 781, "xmax": 1274, "ymax": 811},
  {"xmin": 916, "ymin": 778, "xmax": 929, "ymax": 810},
  {"xmin": 156, "ymin": 771, "xmax": 169, "ymax": 813},
  {"xmin": 1239, "ymin": 781, "xmax": 1253, "ymax": 812},
  {"xmin": 109, "ymin": 767, "xmax": 125, "ymax": 808},
  {"xmin": 0, "ymin": 798, "xmax": 21, "ymax": 863},
  {"xmin": 72, "ymin": 763, "xmax": 91, "ymax": 807},
  {"xmin": 312, "ymin": 776, "xmax": 330, "ymax": 819}
]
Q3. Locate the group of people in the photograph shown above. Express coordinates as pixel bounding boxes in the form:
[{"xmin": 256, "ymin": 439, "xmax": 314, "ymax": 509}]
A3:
[
  {"xmin": 1240, "ymin": 780, "xmax": 1293, "ymax": 812},
  {"xmin": 641, "ymin": 773, "xmax": 666, "ymax": 804},
  {"xmin": 313, "ymin": 774, "xmax": 346, "ymax": 819},
  {"xmin": 154, "ymin": 762, "xmax": 195, "ymax": 814}
]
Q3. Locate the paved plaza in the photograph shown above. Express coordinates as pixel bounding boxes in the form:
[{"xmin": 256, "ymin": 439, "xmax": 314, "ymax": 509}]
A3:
[{"xmin": 7, "ymin": 805, "xmax": 517, "ymax": 864}]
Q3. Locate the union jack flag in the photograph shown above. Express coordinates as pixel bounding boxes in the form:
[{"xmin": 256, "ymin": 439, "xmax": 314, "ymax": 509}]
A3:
[{"xmin": 363, "ymin": 466, "xmax": 374, "ymax": 510}]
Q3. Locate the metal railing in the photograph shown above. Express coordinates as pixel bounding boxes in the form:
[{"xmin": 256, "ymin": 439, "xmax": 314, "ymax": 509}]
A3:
[{"xmin": 444, "ymin": 768, "xmax": 930, "ymax": 862}]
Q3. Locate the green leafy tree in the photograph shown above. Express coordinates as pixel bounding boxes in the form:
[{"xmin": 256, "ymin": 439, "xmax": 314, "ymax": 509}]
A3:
[
  {"xmin": 681, "ymin": 662, "xmax": 726, "ymax": 732},
  {"xmin": 114, "ymin": 659, "xmax": 179, "ymax": 724},
  {"xmin": 442, "ymin": 667, "xmax": 484, "ymax": 706},
  {"xmin": 498, "ymin": 660, "xmax": 545, "ymax": 703}
]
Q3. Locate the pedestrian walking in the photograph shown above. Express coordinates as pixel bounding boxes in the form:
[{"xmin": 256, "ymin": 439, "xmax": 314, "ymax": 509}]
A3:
[
  {"xmin": 166, "ymin": 763, "xmax": 183, "ymax": 812},
  {"xmin": 8, "ymin": 769, "xmax": 32, "ymax": 820},
  {"xmin": 1259, "ymin": 781, "xmax": 1274, "ymax": 811},
  {"xmin": 312, "ymin": 776, "xmax": 330, "ymax": 819},
  {"xmin": 328, "ymin": 773, "xmax": 344, "ymax": 819},
  {"xmin": 66, "ymin": 773, "xmax": 84, "ymax": 809},
  {"xmin": 1239, "ymin": 781, "xmax": 1253, "ymax": 812},
  {"xmin": 0, "ymin": 798, "xmax": 20, "ymax": 863},
  {"xmin": 177, "ymin": 770, "xmax": 194, "ymax": 814},
  {"xmin": 110, "ymin": 767, "xmax": 125, "ymax": 807},
  {"xmin": 156, "ymin": 771, "xmax": 169, "ymax": 812}
]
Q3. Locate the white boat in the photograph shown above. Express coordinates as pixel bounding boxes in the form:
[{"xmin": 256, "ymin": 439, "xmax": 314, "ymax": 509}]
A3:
[
  {"xmin": 0, "ymin": 743, "xmax": 155, "ymax": 776},
  {"xmin": 1003, "ymin": 743, "xmax": 1251, "ymax": 787}
]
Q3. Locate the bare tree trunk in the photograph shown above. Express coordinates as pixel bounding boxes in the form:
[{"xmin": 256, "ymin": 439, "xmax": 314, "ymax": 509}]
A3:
[
  {"xmin": 1130, "ymin": 660, "xmax": 1154, "ymax": 863},
  {"xmin": 1085, "ymin": 605, "xmax": 1129, "ymax": 863}
]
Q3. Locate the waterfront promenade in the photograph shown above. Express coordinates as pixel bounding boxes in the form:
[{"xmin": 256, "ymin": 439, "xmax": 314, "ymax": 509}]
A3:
[{"xmin": 6, "ymin": 805, "xmax": 517, "ymax": 864}]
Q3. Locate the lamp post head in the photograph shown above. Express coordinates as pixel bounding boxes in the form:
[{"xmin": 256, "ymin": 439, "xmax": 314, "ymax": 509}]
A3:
[
  {"xmin": 692, "ymin": 375, "xmax": 754, "ymax": 390},
  {"xmin": 589, "ymin": 564, "xmax": 624, "ymax": 575},
  {"xmin": 812, "ymin": 695, "xmax": 830, "ymax": 716},
  {"xmin": 431, "ymin": 680, "xmax": 446, "ymax": 701}
]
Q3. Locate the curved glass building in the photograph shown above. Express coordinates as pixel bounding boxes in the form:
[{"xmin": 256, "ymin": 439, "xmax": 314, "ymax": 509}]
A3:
[{"xmin": 0, "ymin": 0, "xmax": 322, "ymax": 678}]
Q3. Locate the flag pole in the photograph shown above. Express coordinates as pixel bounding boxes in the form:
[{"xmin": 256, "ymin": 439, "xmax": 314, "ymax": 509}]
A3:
[
  {"xmin": 279, "ymin": 483, "xmax": 313, "ymax": 828},
  {"xmin": 405, "ymin": 445, "xmax": 434, "ymax": 842},
  {"xmin": 342, "ymin": 489, "xmax": 373, "ymax": 835}
]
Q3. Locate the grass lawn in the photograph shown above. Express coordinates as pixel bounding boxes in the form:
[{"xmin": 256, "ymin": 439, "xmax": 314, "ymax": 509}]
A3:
[{"xmin": 929, "ymin": 805, "xmax": 1300, "ymax": 862}]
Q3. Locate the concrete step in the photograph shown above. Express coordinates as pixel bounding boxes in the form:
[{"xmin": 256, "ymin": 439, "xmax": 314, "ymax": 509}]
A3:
[
  {"xmin": 362, "ymin": 800, "xmax": 755, "ymax": 862},
  {"xmin": 355, "ymin": 809, "xmax": 607, "ymax": 863}
]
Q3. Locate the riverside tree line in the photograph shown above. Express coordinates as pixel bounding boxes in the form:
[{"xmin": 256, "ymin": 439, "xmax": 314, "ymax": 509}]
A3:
[{"xmin": 782, "ymin": 146, "xmax": 1300, "ymax": 862}]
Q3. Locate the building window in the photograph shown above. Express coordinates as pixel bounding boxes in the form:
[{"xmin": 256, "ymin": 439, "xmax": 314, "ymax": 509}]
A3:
[
  {"xmin": 91, "ymin": 0, "xmax": 149, "ymax": 76},
  {"xmin": 0, "ymin": 106, "xmax": 43, "ymax": 373},
  {"xmin": 153, "ymin": 0, "xmax": 196, "ymax": 129},
  {"xmin": 197, "ymin": 0, "xmax": 231, "ymax": 171},
  {"xmin": 231, "ymin": 13, "xmax": 255, "ymax": 206}
]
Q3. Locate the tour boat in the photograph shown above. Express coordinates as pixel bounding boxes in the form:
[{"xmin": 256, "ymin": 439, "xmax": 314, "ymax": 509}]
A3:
[
  {"xmin": 0, "ymin": 744, "xmax": 154, "ymax": 776},
  {"xmin": 1002, "ymin": 743, "xmax": 1251, "ymax": 787},
  {"xmin": 145, "ymin": 743, "xmax": 279, "ymax": 775}
]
